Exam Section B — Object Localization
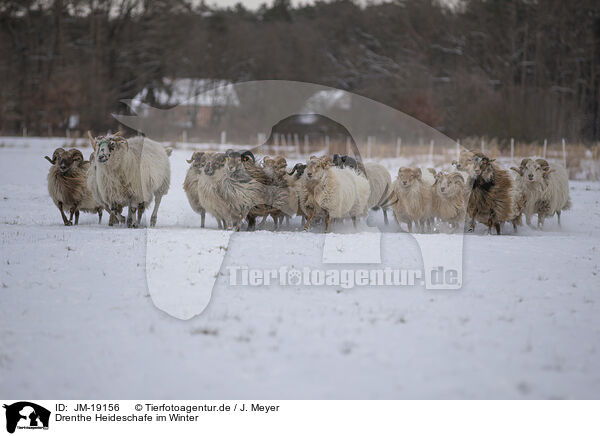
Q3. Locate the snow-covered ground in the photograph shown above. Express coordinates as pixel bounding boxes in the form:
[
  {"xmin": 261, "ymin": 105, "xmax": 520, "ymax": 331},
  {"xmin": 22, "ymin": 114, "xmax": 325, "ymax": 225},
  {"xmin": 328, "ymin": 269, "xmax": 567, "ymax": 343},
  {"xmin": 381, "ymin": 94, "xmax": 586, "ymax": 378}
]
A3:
[{"xmin": 0, "ymin": 137, "xmax": 599, "ymax": 399}]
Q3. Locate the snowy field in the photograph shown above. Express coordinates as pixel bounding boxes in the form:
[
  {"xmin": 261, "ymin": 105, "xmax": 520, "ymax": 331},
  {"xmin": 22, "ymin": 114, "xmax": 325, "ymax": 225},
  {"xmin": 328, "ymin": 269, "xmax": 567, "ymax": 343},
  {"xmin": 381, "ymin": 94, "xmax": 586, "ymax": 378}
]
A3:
[{"xmin": 0, "ymin": 137, "xmax": 599, "ymax": 399}]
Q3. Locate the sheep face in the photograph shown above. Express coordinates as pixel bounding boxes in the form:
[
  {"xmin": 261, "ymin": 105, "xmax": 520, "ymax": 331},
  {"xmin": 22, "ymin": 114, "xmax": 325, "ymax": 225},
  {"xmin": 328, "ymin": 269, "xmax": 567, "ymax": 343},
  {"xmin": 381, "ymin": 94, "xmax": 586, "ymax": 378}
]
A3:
[
  {"xmin": 224, "ymin": 152, "xmax": 244, "ymax": 175},
  {"xmin": 471, "ymin": 153, "xmax": 495, "ymax": 182},
  {"xmin": 522, "ymin": 159, "xmax": 552, "ymax": 183},
  {"xmin": 57, "ymin": 149, "xmax": 84, "ymax": 173},
  {"xmin": 305, "ymin": 156, "xmax": 331, "ymax": 179},
  {"xmin": 435, "ymin": 172, "xmax": 464, "ymax": 197},
  {"xmin": 204, "ymin": 153, "xmax": 226, "ymax": 176},
  {"xmin": 96, "ymin": 136, "xmax": 126, "ymax": 163},
  {"xmin": 288, "ymin": 163, "xmax": 306, "ymax": 178},
  {"xmin": 396, "ymin": 167, "xmax": 422, "ymax": 188}
]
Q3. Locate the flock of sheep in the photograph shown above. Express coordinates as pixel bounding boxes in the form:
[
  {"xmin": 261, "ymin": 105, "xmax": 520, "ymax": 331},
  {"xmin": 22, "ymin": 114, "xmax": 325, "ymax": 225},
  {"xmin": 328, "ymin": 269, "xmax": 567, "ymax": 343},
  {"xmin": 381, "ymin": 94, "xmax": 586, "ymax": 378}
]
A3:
[{"xmin": 45, "ymin": 133, "xmax": 571, "ymax": 234}]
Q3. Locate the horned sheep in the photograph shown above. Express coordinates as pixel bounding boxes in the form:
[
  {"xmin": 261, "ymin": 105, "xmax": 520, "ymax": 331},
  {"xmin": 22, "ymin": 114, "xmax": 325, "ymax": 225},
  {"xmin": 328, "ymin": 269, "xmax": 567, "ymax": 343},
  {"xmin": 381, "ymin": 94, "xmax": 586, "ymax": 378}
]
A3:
[{"xmin": 510, "ymin": 158, "xmax": 570, "ymax": 228}]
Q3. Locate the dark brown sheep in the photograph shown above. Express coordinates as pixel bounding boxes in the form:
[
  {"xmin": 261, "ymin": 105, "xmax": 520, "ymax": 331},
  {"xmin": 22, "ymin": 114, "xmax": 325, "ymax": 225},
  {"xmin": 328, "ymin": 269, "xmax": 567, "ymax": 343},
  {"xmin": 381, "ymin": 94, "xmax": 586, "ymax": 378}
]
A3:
[
  {"xmin": 467, "ymin": 152, "xmax": 514, "ymax": 235},
  {"xmin": 46, "ymin": 148, "xmax": 103, "ymax": 225}
]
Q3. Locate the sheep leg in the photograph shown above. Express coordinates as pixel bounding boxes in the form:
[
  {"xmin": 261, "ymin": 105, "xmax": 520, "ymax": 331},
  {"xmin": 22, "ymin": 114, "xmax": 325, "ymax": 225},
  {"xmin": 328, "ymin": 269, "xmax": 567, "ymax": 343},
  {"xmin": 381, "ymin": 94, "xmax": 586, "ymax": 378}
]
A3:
[
  {"xmin": 557, "ymin": 210, "xmax": 561, "ymax": 227},
  {"xmin": 126, "ymin": 207, "xmax": 135, "ymax": 228},
  {"xmin": 383, "ymin": 209, "xmax": 389, "ymax": 225},
  {"xmin": 352, "ymin": 216, "xmax": 357, "ymax": 228},
  {"xmin": 468, "ymin": 216, "xmax": 476, "ymax": 232},
  {"xmin": 537, "ymin": 213, "xmax": 545, "ymax": 229},
  {"xmin": 301, "ymin": 216, "xmax": 306, "ymax": 227},
  {"xmin": 303, "ymin": 212, "xmax": 314, "ymax": 231},
  {"xmin": 325, "ymin": 214, "xmax": 331, "ymax": 233},
  {"xmin": 68, "ymin": 208, "xmax": 75, "ymax": 224},
  {"xmin": 57, "ymin": 202, "xmax": 72, "ymax": 226},
  {"xmin": 98, "ymin": 209, "xmax": 103, "ymax": 224},
  {"xmin": 74, "ymin": 210, "xmax": 80, "ymax": 225},
  {"xmin": 137, "ymin": 203, "xmax": 145, "ymax": 227},
  {"xmin": 407, "ymin": 221, "xmax": 412, "ymax": 233},
  {"xmin": 149, "ymin": 194, "xmax": 163, "ymax": 227},
  {"xmin": 495, "ymin": 222, "xmax": 501, "ymax": 235},
  {"xmin": 247, "ymin": 215, "xmax": 256, "ymax": 231},
  {"xmin": 285, "ymin": 215, "xmax": 290, "ymax": 226},
  {"xmin": 217, "ymin": 219, "xmax": 223, "ymax": 230},
  {"xmin": 201, "ymin": 210, "xmax": 205, "ymax": 228}
]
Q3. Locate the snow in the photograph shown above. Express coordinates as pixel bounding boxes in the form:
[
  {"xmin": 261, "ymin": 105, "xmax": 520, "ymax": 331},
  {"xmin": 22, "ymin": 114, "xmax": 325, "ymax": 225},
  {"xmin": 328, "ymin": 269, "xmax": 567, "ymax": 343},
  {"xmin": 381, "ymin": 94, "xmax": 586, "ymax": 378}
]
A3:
[{"xmin": 0, "ymin": 137, "xmax": 599, "ymax": 399}]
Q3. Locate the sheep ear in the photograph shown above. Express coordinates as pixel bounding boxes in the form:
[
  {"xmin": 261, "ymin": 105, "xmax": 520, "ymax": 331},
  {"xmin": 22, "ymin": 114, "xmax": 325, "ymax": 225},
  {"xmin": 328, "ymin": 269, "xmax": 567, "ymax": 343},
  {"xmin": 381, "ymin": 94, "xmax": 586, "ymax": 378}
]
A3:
[{"xmin": 415, "ymin": 168, "xmax": 422, "ymax": 177}]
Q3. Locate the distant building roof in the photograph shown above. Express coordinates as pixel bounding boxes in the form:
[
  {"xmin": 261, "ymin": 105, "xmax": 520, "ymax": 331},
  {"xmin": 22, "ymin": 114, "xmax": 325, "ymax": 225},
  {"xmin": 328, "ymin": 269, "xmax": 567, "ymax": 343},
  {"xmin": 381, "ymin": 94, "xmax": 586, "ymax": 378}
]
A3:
[
  {"xmin": 302, "ymin": 89, "xmax": 352, "ymax": 113},
  {"xmin": 133, "ymin": 78, "xmax": 240, "ymax": 108}
]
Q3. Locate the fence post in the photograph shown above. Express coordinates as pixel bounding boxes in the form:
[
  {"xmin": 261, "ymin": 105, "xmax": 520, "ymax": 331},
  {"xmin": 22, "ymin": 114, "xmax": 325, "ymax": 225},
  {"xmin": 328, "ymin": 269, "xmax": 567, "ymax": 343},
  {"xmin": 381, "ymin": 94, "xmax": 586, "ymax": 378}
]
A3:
[
  {"xmin": 562, "ymin": 138, "xmax": 567, "ymax": 168},
  {"xmin": 346, "ymin": 136, "xmax": 352, "ymax": 156},
  {"xmin": 510, "ymin": 138, "xmax": 514, "ymax": 162},
  {"xmin": 325, "ymin": 136, "xmax": 330, "ymax": 155},
  {"xmin": 304, "ymin": 134, "xmax": 309, "ymax": 155},
  {"xmin": 220, "ymin": 131, "xmax": 226, "ymax": 145},
  {"xmin": 396, "ymin": 137, "xmax": 402, "ymax": 158},
  {"xmin": 367, "ymin": 136, "xmax": 372, "ymax": 159},
  {"xmin": 456, "ymin": 140, "xmax": 460, "ymax": 161},
  {"xmin": 543, "ymin": 138, "xmax": 547, "ymax": 158},
  {"xmin": 293, "ymin": 133, "xmax": 299, "ymax": 157},
  {"xmin": 429, "ymin": 139, "xmax": 434, "ymax": 164},
  {"xmin": 182, "ymin": 130, "xmax": 187, "ymax": 143},
  {"xmin": 481, "ymin": 139, "xmax": 485, "ymax": 153}
]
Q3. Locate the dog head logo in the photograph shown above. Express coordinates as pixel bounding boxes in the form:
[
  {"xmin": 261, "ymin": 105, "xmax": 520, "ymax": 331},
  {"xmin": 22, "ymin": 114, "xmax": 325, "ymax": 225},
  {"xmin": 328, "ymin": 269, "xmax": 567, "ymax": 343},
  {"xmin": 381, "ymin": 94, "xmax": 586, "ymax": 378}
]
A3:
[{"xmin": 3, "ymin": 402, "xmax": 50, "ymax": 434}]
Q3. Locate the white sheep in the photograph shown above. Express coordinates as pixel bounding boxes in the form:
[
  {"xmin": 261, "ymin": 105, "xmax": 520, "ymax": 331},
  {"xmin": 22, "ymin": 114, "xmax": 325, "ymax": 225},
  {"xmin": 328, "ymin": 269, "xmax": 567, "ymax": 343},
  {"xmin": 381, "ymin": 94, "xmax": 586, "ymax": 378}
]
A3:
[
  {"xmin": 183, "ymin": 151, "xmax": 208, "ymax": 227},
  {"xmin": 196, "ymin": 152, "xmax": 230, "ymax": 229},
  {"xmin": 390, "ymin": 167, "xmax": 433, "ymax": 232},
  {"xmin": 90, "ymin": 133, "xmax": 171, "ymax": 228},
  {"xmin": 304, "ymin": 157, "xmax": 369, "ymax": 232},
  {"xmin": 510, "ymin": 158, "xmax": 570, "ymax": 228},
  {"xmin": 364, "ymin": 162, "xmax": 392, "ymax": 224},
  {"xmin": 431, "ymin": 171, "xmax": 466, "ymax": 232}
]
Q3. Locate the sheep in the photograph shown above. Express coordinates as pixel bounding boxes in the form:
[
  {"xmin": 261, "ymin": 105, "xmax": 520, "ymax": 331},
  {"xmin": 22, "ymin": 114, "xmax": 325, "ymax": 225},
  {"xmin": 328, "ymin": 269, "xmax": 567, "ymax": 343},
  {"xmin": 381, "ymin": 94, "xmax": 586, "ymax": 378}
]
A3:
[
  {"xmin": 300, "ymin": 157, "xmax": 333, "ymax": 230},
  {"xmin": 510, "ymin": 158, "xmax": 571, "ymax": 228},
  {"xmin": 86, "ymin": 148, "xmax": 125, "ymax": 226},
  {"xmin": 431, "ymin": 171, "xmax": 466, "ymax": 232},
  {"xmin": 332, "ymin": 153, "xmax": 366, "ymax": 174},
  {"xmin": 183, "ymin": 151, "xmax": 208, "ymax": 227},
  {"xmin": 363, "ymin": 162, "xmax": 392, "ymax": 225},
  {"xmin": 303, "ymin": 156, "xmax": 369, "ymax": 232},
  {"xmin": 466, "ymin": 152, "xmax": 514, "ymax": 235},
  {"xmin": 46, "ymin": 148, "xmax": 103, "ymax": 225},
  {"xmin": 389, "ymin": 167, "xmax": 433, "ymax": 232},
  {"xmin": 288, "ymin": 163, "xmax": 308, "ymax": 225},
  {"xmin": 258, "ymin": 155, "xmax": 298, "ymax": 229},
  {"xmin": 89, "ymin": 133, "xmax": 171, "ymax": 228},
  {"xmin": 197, "ymin": 152, "xmax": 230, "ymax": 229},
  {"xmin": 220, "ymin": 150, "xmax": 267, "ymax": 231}
]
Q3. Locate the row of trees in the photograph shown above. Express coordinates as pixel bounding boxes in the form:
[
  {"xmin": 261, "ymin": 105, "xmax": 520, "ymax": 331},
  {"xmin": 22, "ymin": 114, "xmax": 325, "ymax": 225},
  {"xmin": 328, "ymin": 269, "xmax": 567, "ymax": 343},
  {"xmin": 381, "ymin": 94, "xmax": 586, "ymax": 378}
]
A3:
[{"xmin": 0, "ymin": 0, "xmax": 599, "ymax": 142}]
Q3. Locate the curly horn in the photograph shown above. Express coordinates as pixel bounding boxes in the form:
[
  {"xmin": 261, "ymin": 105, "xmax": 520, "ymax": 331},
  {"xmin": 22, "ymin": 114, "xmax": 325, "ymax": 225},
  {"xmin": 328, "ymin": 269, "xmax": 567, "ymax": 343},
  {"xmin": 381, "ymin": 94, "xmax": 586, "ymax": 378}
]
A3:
[{"xmin": 87, "ymin": 131, "xmax": 97, "ymax": 152}]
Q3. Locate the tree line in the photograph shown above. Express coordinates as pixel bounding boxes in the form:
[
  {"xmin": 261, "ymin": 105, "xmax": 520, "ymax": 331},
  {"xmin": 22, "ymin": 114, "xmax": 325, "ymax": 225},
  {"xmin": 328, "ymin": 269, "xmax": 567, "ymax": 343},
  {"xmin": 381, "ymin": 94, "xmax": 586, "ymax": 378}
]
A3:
[{"xmin": 0, "ymin": 0, "xmax": 599, "ymax": 144}]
